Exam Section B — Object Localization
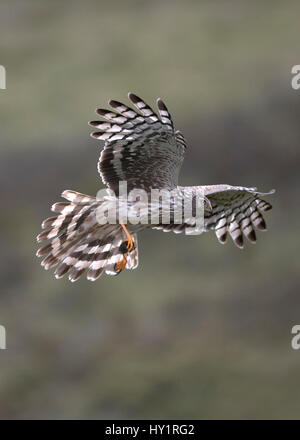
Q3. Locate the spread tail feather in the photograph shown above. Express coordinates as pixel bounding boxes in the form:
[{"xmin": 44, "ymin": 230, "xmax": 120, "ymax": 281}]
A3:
[{"xmin": 36, "ymin": 190, "xmax": 139, "ymax": 281}]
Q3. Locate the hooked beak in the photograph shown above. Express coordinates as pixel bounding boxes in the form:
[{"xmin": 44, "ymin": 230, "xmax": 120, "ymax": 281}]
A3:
[{"xmin": 204, "ymin": 196, "xmax": 213, "ymax": 213}]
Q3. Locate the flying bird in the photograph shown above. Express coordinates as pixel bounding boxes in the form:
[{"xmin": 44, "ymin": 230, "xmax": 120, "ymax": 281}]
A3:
[{"xmin": 36, "ymin": 93, "xmax": 274, "ymax": 281}]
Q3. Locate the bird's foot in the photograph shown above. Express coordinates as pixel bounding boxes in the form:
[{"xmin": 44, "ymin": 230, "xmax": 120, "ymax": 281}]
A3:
[
  {"xmin": 114, "ymin": 224, "xmax": 135, "ymax": 273},
  {"xmin": 115, "ymin": 253, "xmax": 128, "ymax": 273},
  {"xmin": 120, "ymin": 223, "xmax": 134, "ymax": 252}
]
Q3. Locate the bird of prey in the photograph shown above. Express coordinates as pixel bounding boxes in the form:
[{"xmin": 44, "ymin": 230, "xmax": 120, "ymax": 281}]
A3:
[{"xmin": 36, "ymin": 93, "xmax": 274, "ymax": 281}]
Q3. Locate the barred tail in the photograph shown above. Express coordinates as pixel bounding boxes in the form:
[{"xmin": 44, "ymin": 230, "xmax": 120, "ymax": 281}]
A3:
[{"xmin": 36, "ymin": 190, "xmax": 139, "ymax": 281}]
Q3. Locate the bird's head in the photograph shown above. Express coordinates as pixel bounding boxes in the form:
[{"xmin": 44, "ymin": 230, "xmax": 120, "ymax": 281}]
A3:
[{"xmin": 203, "ymin": 196, "xmax": 213, "ymax": 213}]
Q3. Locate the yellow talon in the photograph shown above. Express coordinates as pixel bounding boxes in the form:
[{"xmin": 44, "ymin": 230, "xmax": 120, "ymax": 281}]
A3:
[
  {"xmin": 115, "ymin": 254, "xmax": 127, "ymax": 272},
  {"xmin": 114, "ymin": 224, "xmax": 134, "ymax": 273},
  {"xmin": 120, "ymin": 223, "xmax": 134, "ymax": 252}
]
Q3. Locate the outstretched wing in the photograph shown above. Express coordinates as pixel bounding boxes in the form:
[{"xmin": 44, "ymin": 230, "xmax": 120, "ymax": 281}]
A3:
[
  {"xmin": 89, "ymin": 93, "xmax": 186, "ymax": 194},
  {"xmin": 153, "ymin": 185, "xmax": 274, "ymax": 248},
  {"xmin": 203, "ymin": 185, "xmax": 275, "ymax": 248}
]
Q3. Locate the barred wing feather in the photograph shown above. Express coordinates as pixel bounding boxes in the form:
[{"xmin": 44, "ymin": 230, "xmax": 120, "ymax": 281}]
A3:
[
  {"xmin": 153, "ymin": 186, "xmax": 274, "ymax": 249},
  {"xmin": 89, "ymin": 93, "xmax": 186, "ymax": 193}
]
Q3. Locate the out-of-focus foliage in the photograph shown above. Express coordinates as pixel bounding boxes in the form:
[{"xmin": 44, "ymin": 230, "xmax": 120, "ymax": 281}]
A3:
[{"xmin": 0, "ymin": 0, "xmax": 299, "ymax": 419}]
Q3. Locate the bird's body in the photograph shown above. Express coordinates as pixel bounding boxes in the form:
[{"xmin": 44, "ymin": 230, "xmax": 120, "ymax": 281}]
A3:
[{"xmin": 36, "ymin": 94, "xmax": 274, "ymax": 281}]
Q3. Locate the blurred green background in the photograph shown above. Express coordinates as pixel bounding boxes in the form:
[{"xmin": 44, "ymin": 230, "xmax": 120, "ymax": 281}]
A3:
[{"xmin": 0, "ymin": 0, "xmax": 300, "ymax": 419}]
